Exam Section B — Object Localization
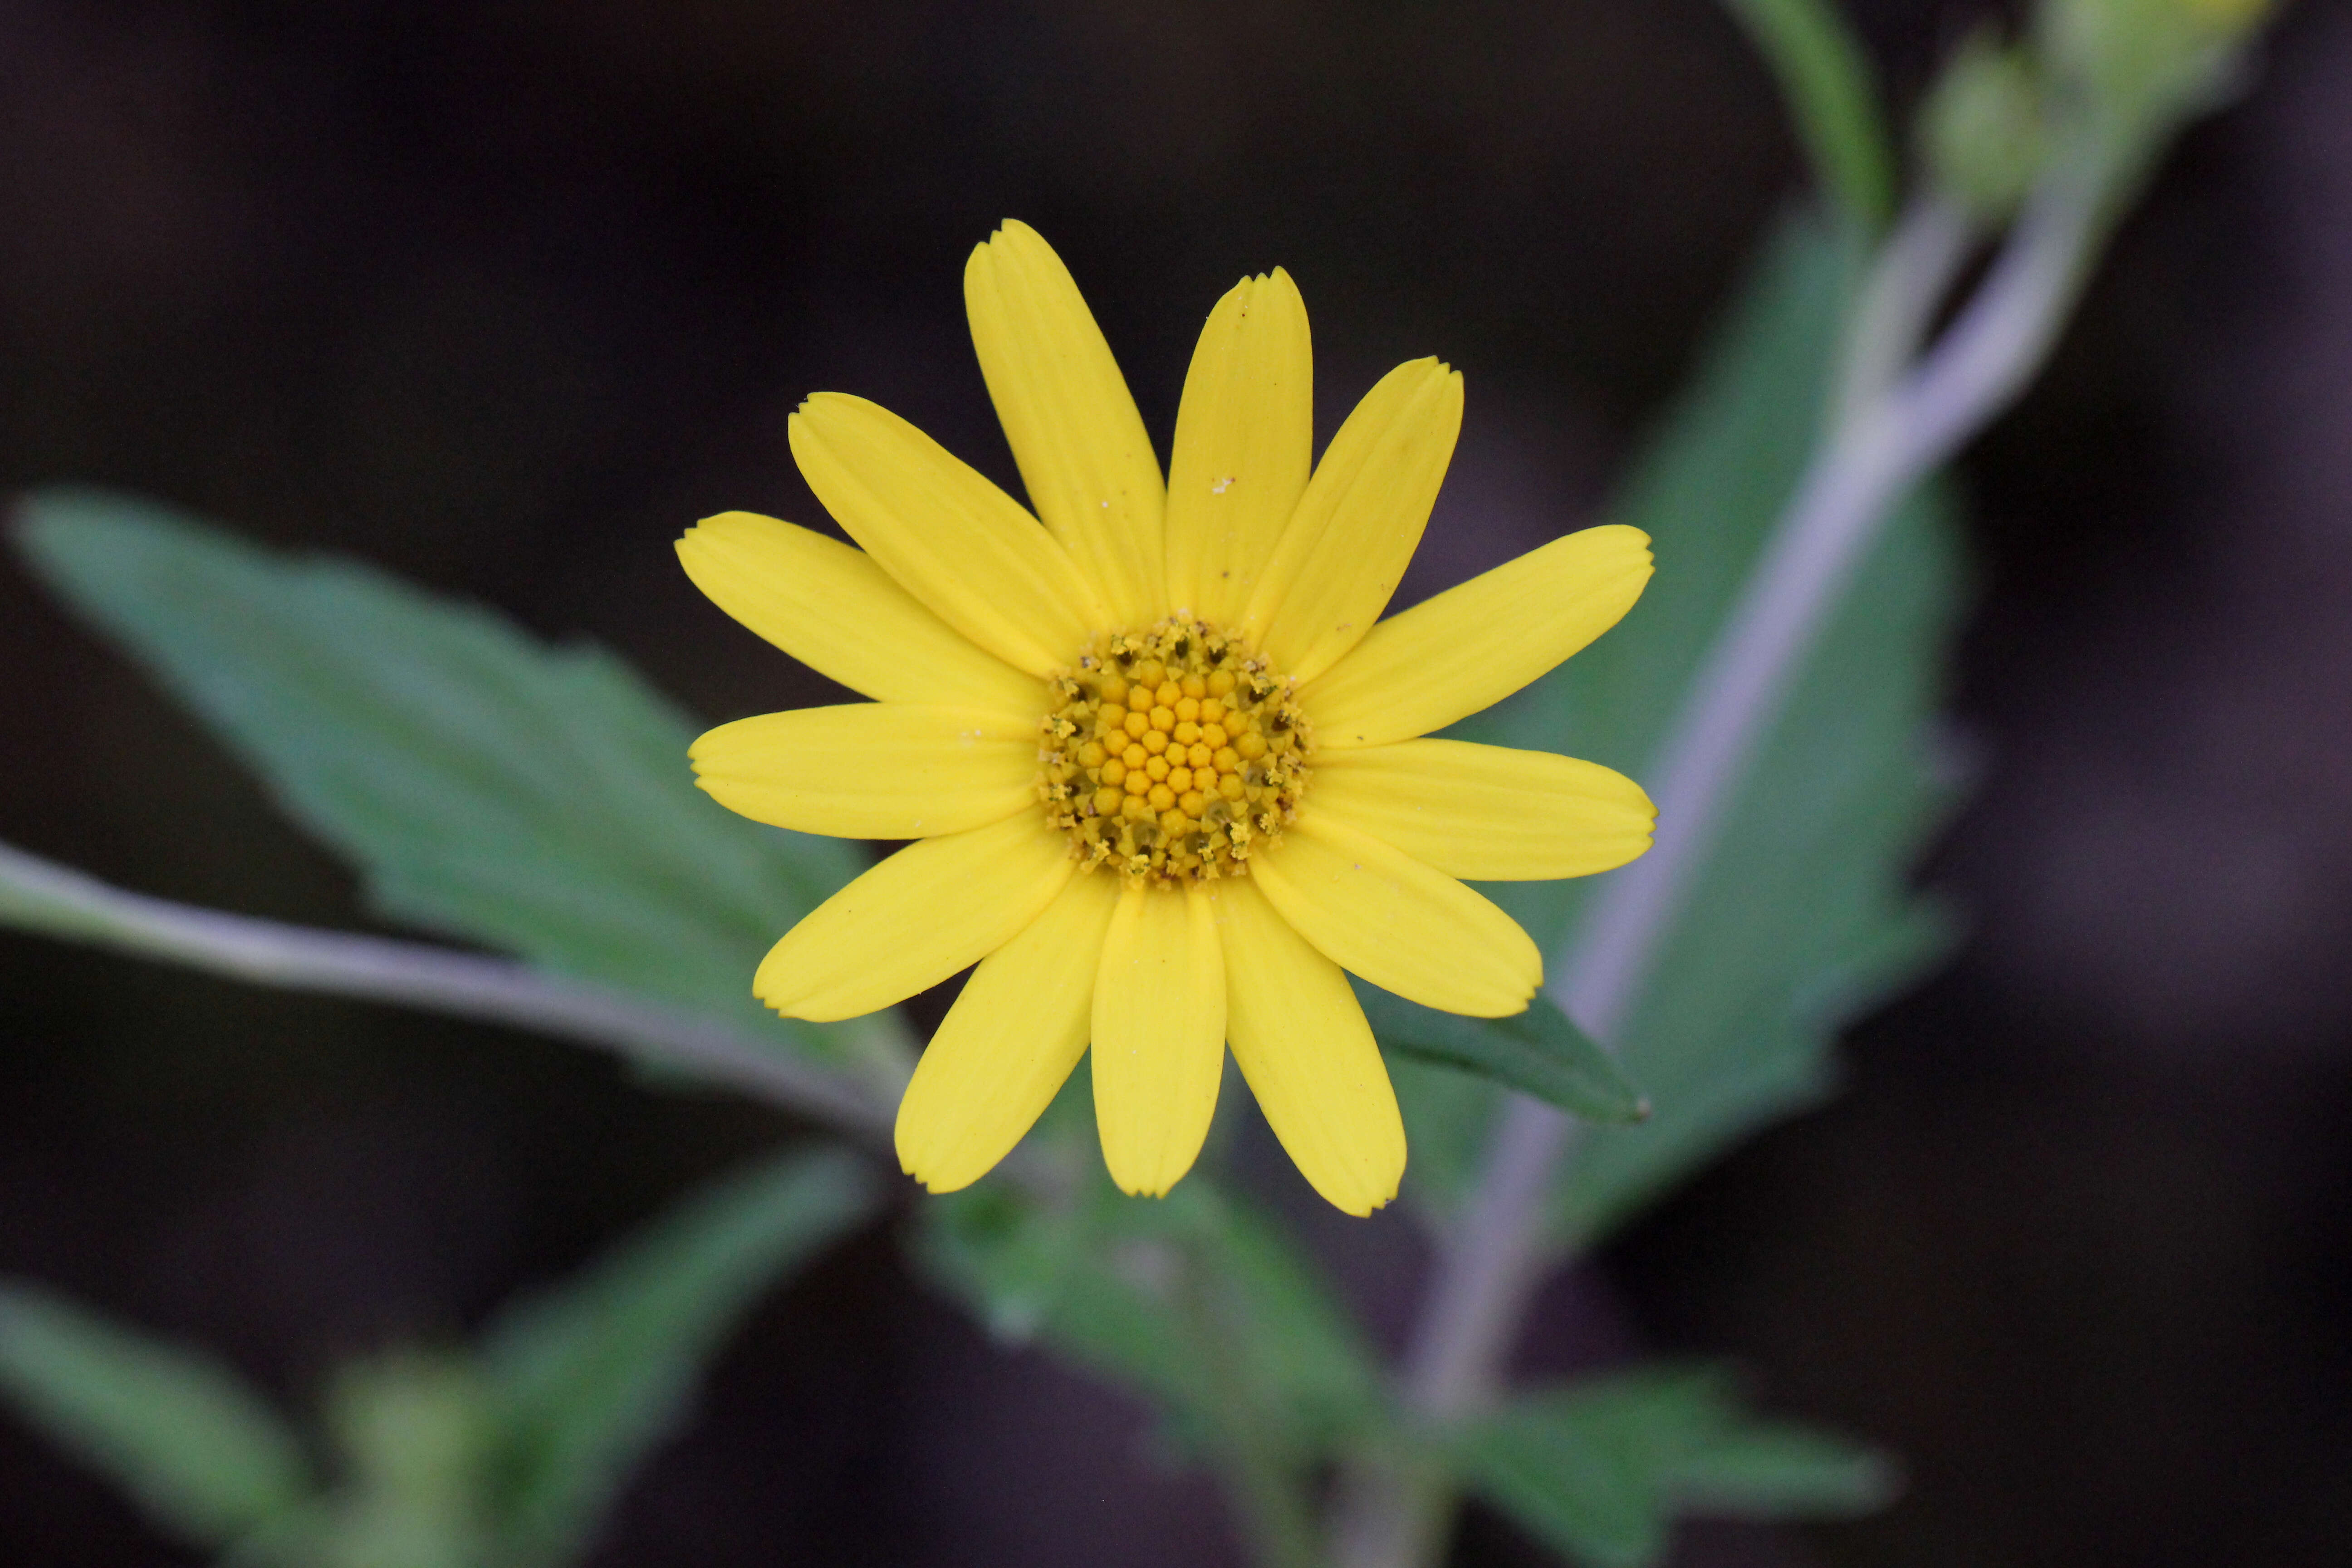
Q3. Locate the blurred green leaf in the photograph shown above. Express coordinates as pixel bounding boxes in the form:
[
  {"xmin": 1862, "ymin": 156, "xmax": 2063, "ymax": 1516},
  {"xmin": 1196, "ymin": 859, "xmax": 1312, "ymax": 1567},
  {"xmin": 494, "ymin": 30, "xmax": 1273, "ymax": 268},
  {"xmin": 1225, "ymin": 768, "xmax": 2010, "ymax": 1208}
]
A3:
[
  {"xmin": 1451, "ymin": 213, "xmax": 1965, "ymax": 1243},
  {"xmin": 1385, "ymin": 1052, "xmax": 1504, "ymax": 1219},
  {"xmin": 1459, "ymin": 1364, "xmax": 1896, "ymax": 1568},
  {"xmin": 1719, "ymin": 0, "xmax": 1895, "ymax": 229},
  {"xmin": 1659, "ymin": 1418, "xmax": 1898, "ymax": 1516},
  {"xmin": 0, "ymin": 1281, "xmax": 313, "ymax": 1547},
  {"xmin": 11, "ymin": 490, "xmax": 874, "ymax": 1060},
  {"xmin": 925, "ymin": 1173, "xmax": 1381, "ymax": 1565},
  {"xmin": 923, "ymin": 1173, "xmax": 1383, "ymax": 1466},
  {"xmin": 1357, "ymin": 984, "xmax": 1647, "ymax": 1125},
  {"xmin": 916, "ymin": 1181, "xmax": 1088, "ymax": 1345},
  {"xmin": 479, "ymin": 1147, "xmax": 877, "ymax": 1568},
  {"xmin": 1461, "ymin": 1407, "xmax": 1661, "ymax": 1568}
]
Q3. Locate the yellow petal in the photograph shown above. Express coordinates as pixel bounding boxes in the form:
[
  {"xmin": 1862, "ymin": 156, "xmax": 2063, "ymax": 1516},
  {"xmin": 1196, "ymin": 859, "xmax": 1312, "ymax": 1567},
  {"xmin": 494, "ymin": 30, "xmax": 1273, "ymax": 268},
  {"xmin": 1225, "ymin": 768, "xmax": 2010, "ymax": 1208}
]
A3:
[
  {"xmin": 966, "ymin": 221, "xmax": 1166, "ymax": 623},
  {"xmin": 690, "ymin": 704, "xmax": 1039, "ymax": 840},
  {"xmin": 1245, "ymin": 358, "xmax": 1463, "ymax": 681},
  {"xmin": 1311, "ymin": 739, "xmax": 1654, "ymax": 882},
  {"xmin": 896, "ymin": 872, "xmax": 1121, "ymax": 1193},
  {"xmin": 1091, "ymin": 883, "xmax": 1225, "ymax": 1197},
  {"xmin": 1164, "ymin": 270, "xmax": 1313, "ymax": 626},
  {"xmin": 1211, "ymin": 877, "xmax": 1405, "ymax": 1216},
  {"xmin": 755, "ymin": 813, "xmax": 1073, "ymax": 1021},
  {"xmin": 1305, "ymin": 524, "xmax": 1653, "ymax": 750},
  {"xmin": 789, "ymin": 392, "xmax": 1107, "ymax": 675},
  {"xmin": 676, "ymin": 512, "xmax": 1043, "ymax": 713},
  {"xmin": 1247, "ymin": 814, "xmax": 1538, "ymax": 1017}
]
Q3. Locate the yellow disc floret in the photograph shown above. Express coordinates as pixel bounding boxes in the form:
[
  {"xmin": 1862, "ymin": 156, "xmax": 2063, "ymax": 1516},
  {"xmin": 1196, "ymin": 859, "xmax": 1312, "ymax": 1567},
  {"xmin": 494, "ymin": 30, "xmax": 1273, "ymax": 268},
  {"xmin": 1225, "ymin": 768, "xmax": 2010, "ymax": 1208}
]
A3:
[{"xmin": 1039, "ymin": 617, "xmax": 1310, "ymax": 886}]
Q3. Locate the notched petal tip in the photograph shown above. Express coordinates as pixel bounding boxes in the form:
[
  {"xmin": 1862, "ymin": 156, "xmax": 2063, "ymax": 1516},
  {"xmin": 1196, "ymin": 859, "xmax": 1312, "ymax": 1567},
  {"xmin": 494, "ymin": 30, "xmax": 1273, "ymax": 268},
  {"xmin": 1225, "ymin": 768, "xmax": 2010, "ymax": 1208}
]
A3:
[
  {"xmin": 1609, "ymin": 522, "xmax": 1656, "ymax": 560},
  {"xmin": 1397, "ymin": 354, "xmax": 1458, "ymax": 387},
  {"xmin": 1111, "ymin": 1174, "xmax": 1177, "ymax": 1200},
  {"xmin": 967, "ymin": 221, "xmax": 1049, "ymax": 287},
  {"xmin": 751, "ymin": 976, "xmax": 822, "ymax": 1020},
  {"xmin": 902, "ymin": 1160, "xmax": 984, "ymax": 1196},
  {"xmin": 675, "ymin": 509, "xmax": 786, "ymax": 568},
  {"xmin": 1576, "ymin": 522, "xmax": 1657, "ymax": 590},
  {"xmin": 753, "ymin": 975, "xmax": 879, "ymax": 1025},
  {"xmin": 1434, "ymin": 996, "xmax": 1537, "ymax": 1022},
  {"xmin": 792, "ymin": 389, "xmax": 858, "ymax": 423}
]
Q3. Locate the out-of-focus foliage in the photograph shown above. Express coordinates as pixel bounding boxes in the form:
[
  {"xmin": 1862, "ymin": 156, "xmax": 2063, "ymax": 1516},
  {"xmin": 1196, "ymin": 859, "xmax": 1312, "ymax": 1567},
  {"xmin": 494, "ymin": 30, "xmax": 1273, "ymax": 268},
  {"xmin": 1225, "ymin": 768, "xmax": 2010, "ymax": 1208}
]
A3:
[
  {"xmin": 1458, "ymin": 1366, "xmax": 1897, "ymax": 1568},
  {"xmin": 0, "ymin": 1285, "xmax": 314, "ymax": 1546},
  {"xmin": 1416, "ymin": 217, "xmax": 1963, "ymax": 1245},
  {"xmin": 2043, "ymin": 0, "xmax": 2271, "ymax": 162},
  {"xmin": 0, "ymin": 1150, "xmax": 875, "ymax": 1568},
  {"xmin": 478, "ymin": 1149, "xmax": 876, "ymax": 1568},
  {"xmin": 0, "ymin": 3, "xmax": 2273, "ymax": 1562},
  {"xmin": 1716, "ymin": 0, "xmax": 1895, "ymax": 228},
  {"xmin": 925, "ymin": 1166, "xmax": 1384, "ymax": 1462},
  {"xmin": 1921, "ymin": 29, "xmax": 2050, "ymax": 220},
  {"xmin": 0, "ymin": 210, "xmax": 1933, "ymax": 1568},
  {"xmin": 14, "ymin": 495, "xmax": 879, "ymax": 1065},
  {"xmin": 1920, "ymin": 0, "xmax": 2274, "ymax": 223}
]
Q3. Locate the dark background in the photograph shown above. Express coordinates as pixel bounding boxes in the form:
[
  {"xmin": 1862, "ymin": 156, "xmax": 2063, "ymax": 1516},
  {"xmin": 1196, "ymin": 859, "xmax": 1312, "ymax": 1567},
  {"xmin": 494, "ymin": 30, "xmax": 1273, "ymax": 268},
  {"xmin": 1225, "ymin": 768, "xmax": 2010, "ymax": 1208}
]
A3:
[{"xmin": 5, "ymin": 1, "xmax": 2351, "ymax": 1563}]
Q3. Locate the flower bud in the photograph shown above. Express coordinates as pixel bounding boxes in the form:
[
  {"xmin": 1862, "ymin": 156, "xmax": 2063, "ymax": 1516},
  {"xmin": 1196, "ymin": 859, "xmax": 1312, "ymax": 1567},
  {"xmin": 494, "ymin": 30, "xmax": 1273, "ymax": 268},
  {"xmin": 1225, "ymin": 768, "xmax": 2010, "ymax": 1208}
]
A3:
[{"xmin": 1921, "ymin": 30, "xmax": 2047, "ymax": 222}]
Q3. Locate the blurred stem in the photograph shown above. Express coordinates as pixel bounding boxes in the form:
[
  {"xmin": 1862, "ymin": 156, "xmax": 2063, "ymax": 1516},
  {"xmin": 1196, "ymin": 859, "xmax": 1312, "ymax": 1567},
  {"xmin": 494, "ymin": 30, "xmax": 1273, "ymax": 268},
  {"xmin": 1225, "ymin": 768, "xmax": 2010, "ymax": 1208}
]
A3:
[
  {"xmin": 0, "ymin": 839, "xmax": 904, "ymax": 1141},
  {"xmin": 1330, "ymin": 169, "xmax": 2107, "ymax": 1568},
  {"xmin": 1834, "ymin": 199, "xmax": 1978, "ymax": 433}
]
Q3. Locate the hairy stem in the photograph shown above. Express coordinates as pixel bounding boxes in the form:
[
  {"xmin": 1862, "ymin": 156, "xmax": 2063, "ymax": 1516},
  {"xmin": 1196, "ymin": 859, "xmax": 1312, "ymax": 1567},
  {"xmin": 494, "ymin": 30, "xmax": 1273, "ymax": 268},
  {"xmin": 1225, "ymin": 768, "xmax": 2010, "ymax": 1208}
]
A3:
[{"xmin": 1330, "ymin": 174, "xmax": 2105, "ymax": 1568}]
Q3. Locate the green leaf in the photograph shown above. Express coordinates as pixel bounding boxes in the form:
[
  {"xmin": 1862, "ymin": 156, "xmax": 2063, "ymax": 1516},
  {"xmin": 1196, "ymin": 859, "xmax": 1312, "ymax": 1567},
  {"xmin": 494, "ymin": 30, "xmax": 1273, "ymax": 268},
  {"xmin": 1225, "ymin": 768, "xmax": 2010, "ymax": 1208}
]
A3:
[
  {"xmin": 478, "ymin": 1147, "xmax": 877, "ymax": 1568},
  {"xmin": 1459, "ymin": 1401, "xmax": 1662, "ymax": 1568},
  {"xmin": 1659, "ymin": 1421, "xmax": 1897, "ymax": 1516},
  {"xmin": 921, "ymin": 1173, "xmax": 1384, "ymax": 1467},
  {"xmin": 0, "ymin": 1281, "xmax": 313, "ymax": 1548},
  {"xmin": 1719, "ymin": 0, "xmax": 1895, "ymax": 229},
  {"xmin": 914, "ymin": 1180, "xmax": 1090, "ymax": 1346},
  {"xmin": 1459, "ymin": 1364, "xmax": 1896, "ymax": 1568},
  {"xmin": 1452, "ymin": 214, "xmax": 1965, "ymax": 1245},
  {"xmin": 1357, "ymin": 983, "xmax": 1647, "ymax": 1125},
  {"xmin": 10, "ymin": 490, "xmax": 876, "ymax": 1060}
]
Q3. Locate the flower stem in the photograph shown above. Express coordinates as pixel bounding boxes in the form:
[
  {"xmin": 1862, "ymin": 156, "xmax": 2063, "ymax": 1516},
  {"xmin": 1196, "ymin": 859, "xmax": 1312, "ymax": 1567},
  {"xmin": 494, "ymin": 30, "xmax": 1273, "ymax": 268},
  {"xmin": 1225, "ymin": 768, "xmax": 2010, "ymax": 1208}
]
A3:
[
  {"xmin": 0, "ymin": 838, "xmax": 904, "ymax": 1140},
  {"xmin": 1329, "ymin": 174, "xmax": 2105, "ymax": 1568}
]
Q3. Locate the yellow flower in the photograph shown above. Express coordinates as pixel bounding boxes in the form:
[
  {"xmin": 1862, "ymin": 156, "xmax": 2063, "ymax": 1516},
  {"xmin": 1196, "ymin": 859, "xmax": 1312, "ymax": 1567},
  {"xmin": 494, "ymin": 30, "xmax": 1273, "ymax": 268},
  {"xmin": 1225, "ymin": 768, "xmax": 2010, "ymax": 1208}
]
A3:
[{"xmin": 676, "ymin": 222, "xmax": 1655, "ymax": 1215}]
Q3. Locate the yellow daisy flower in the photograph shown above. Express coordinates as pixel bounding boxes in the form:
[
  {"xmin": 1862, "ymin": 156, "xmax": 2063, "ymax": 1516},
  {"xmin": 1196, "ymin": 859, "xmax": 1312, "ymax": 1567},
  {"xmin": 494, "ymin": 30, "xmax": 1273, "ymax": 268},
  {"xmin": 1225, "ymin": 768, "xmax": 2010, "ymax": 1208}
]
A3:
[{"xmin": 676, "ymin": 222, "xmax": 1655, "ymax": 1215}]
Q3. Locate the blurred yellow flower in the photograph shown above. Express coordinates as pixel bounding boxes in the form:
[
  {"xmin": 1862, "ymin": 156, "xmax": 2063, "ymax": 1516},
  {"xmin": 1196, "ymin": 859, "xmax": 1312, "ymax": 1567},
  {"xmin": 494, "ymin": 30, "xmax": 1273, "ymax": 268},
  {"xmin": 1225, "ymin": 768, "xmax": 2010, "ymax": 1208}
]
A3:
[{"xmin": 678, "ymin": 222, "xmax": 1654, "ymax": 1214}]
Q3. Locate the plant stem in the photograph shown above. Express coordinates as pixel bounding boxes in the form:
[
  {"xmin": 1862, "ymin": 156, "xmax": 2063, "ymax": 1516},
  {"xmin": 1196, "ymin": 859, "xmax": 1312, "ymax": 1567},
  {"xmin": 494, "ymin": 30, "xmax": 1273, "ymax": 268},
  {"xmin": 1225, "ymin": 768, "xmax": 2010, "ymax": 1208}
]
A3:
[
  {"xmin": 0, "ymin": 839, "xmax": 901, "ymax": 1141},
  {"xmin": 1330, "ymin": 176, "xmax": 2104, "ymax": 1568}
]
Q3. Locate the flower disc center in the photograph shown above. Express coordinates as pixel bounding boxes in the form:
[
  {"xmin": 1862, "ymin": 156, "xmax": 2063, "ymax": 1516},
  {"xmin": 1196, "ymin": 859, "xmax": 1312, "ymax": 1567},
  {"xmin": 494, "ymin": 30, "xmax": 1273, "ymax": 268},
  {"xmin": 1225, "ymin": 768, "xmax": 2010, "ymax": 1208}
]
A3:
[{"xmin": 1039, "ymin": 617, "xmax": 1310, "ymax": 887}]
